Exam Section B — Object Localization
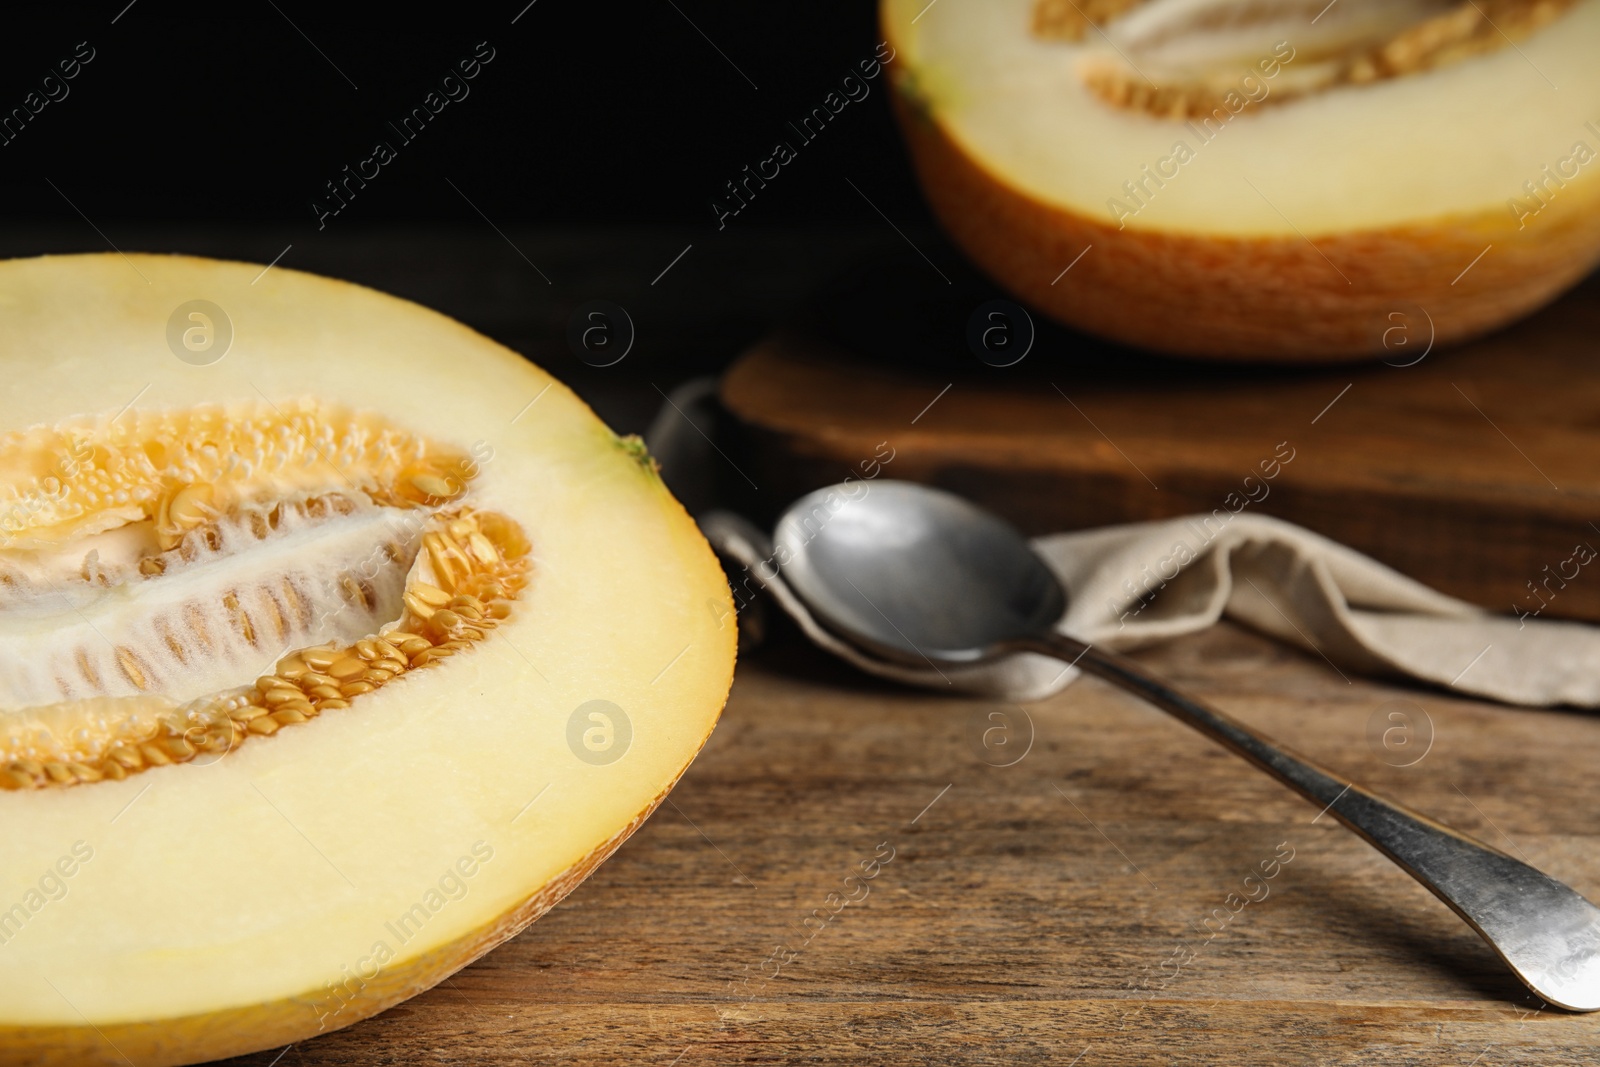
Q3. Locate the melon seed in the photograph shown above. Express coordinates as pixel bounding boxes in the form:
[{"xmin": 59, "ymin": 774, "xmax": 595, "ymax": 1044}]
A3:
[{"xmin": 328, "ymin": 657, "xmax": 367, "ymax": 681}]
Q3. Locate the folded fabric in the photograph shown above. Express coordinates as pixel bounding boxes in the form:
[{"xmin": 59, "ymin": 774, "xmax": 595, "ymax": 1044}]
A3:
[{"xmin": 703, "ymin": 510, "xmax": 1600, "ymax": 708}]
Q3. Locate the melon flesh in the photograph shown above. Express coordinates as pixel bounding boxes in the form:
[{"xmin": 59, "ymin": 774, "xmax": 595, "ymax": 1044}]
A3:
[
  {"xmin": 893, "ymin": 0, "xmax": 1600, "ymax": 236},
  {"xmin": 0, "ymin": 254, "xmax": 735, "ymax": 1066}
]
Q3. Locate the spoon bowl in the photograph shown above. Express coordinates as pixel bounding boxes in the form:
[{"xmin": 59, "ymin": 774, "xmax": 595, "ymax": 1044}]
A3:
[{"xmin": 774, "ymin": 481, "xmax": 1062, "ymax": 664}]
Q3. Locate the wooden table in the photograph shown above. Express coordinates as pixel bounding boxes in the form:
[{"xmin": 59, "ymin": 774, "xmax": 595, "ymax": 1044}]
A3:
[{"xmin": 216, "ymin": 624, "xmax": 1600, "ymax": 1066}]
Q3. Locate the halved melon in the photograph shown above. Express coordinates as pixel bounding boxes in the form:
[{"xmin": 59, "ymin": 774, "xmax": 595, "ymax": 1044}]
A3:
[
  {"xmin": 884, "ymin": 0, "xmax": 1600, "ymax": 360},
  {"xmin": 0, "ymin": 254, "xmax": 735, "ymax": 1065}
]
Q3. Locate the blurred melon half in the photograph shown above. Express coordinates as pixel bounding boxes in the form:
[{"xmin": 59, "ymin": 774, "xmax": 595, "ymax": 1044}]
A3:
[{"xmin": 884, "ymin": 0, "xmax": 1600, "ymax": 360}]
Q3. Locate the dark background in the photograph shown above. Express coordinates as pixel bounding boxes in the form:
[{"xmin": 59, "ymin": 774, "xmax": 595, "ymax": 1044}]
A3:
[
  {"xmin": 0, "ymin": 2, "xmax": 957, "ymax": 435},
  {"xmin": 0, "ymin": 1, "xmax": 914, "ymax": 227}
]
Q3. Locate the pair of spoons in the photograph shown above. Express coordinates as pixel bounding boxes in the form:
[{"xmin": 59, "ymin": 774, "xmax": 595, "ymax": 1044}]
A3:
[{"xmin": 741, "ymin": 480, "xmax": 1600, "ymax": 1012}]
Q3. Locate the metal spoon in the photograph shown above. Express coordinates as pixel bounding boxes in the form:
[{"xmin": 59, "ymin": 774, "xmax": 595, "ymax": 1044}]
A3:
[{"xmin": 772, "ymin": 480, "xmax": 1600, "ymax": 1012}]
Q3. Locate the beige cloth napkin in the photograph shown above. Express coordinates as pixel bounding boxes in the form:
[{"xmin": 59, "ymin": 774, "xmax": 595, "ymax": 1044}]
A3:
[{"xmin": 706, "ymin": 511, "xmax": 1600, "ymax": 708}]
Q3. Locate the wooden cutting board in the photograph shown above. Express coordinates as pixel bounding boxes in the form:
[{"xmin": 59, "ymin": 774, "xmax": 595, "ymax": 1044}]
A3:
[
  {"xmin": 719, "ymin": 262, "xmax": 1600, "ymax": 622},
  {"xmin": 212, "ymin": 624, "xmax": 1600, "ymax": 1066}
]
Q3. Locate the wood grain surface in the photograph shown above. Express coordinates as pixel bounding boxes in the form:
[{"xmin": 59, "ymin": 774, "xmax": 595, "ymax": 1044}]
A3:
[
  {"xmin": 719, "ymin": 273, "xmax": 1600, "ymax": 623},
  {"xmin": 214, "ymin": 625, "xmax": 1600, "ymax": 1066}
]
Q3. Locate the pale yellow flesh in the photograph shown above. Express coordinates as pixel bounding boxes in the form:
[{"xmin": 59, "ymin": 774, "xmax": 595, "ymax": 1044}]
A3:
[
  {"xmin": 888, "ymin": 0, "xmax": 1600, "ymax": 236},
  {"xmin": 0, "ymin": 256, "xmax": 734, "ymax": 1036}
]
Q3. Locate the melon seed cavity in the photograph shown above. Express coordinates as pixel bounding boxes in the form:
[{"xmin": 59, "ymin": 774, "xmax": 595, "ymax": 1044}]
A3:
[
  {"xmin": 0, "ymin": 401, "xmax": 531, "ymax": 790},
  {"xmin": 1032, "ymin": 0, "xmax": 1578, "ymax": 118}
]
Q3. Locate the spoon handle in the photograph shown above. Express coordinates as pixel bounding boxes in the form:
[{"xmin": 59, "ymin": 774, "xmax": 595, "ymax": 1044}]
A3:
[{"xmin": 1017, "ymin": 631, "xmax": 1600, "ymax": 1012}]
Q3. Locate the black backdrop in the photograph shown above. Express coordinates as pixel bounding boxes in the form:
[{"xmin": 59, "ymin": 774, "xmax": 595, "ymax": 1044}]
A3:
[
  {"xmin": 0, "ymin": 2, "xmax": 972, "ymax": 438},
  {"xmin": 0, "ymin": 2, "xmax": 925, "ymax": 231}
]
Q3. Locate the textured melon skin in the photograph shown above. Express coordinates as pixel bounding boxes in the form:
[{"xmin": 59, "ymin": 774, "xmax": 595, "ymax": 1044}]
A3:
[
  {"xmin": 883, "ymin": 4, "xmax": 1600, "ymax": 363},
  {"xmin": 0, "ymin": 254, "xmax": 736, "ymax": 1065}
]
